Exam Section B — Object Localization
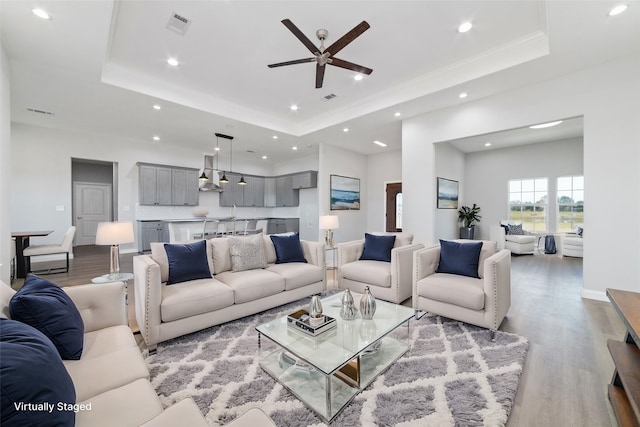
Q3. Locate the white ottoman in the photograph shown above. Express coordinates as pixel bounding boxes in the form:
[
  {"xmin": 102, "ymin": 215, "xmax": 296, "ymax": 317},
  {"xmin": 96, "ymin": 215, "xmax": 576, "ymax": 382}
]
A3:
[
  {"xmin": 563, "ymin": 235, "xmax": 583, "ymax": 258},
  {"xmin": 505, "ymin": 234, "xmax": 537, "ymax": 255}
]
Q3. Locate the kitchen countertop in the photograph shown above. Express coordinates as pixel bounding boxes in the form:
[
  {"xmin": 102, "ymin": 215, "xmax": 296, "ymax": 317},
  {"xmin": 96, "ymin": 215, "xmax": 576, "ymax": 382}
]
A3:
[{"xmin": 137, "ymin": 217, "xmax": 297, "ymax": 222}]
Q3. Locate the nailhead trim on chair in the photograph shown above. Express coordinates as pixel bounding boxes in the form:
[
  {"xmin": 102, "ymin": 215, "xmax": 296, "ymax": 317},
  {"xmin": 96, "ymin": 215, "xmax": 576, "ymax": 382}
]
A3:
[{"xmin": 490, "ymin": 259, "xmax": 498, "ymax": 332}]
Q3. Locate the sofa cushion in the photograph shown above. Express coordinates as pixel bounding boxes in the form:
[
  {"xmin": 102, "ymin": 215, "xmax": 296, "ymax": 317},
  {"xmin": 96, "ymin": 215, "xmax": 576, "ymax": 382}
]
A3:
[
  {"xmin": 152, "ymin": 240, "xmax": 215, "ymax": 283},
  {"xmin": 164, "ymin": 240, "xmax": 211, "ymax": 285},
  {"xmin": 228, "ymin": 234, "xmax": 268, "ymax": 272},
  {"xmin": 75, "ymin": 325, "xmax": 138, "ymax": 360},
  {"xmin": 0, "ymin": 318, "xmax": 76, "ymax": 426},
  {"xmin": 360, "ymin": 233, "xmax": 396, "ymax": 262},
  {"xmin": 9, "ymin": 275, "xmax": 84, "ymax": 360},
  {"xmin": 215, "ymin": 270, "xmax": 285, "ymax": 304},
  {"xmin": 161, "ymin": 278, "xmax": 234, "ymax": 323},
  {"xmin": 266, "ymin": 263, "xmax": 324, "ymax": 291},
  {"xmin": 270, "ymin": 233, "xmax": 307, "ymax": 263},
  {"xmin": 437, "ymin": 240, "xmax": 482, "ymax": 279},
  {"xmin": 505, "ymin": 234, "xmax": 536, "ymax": 244},
  {"xmin": 263, "ymin": 233, "xmax": 294, "ymax": 264},
  {"xmin": 340, "ymin": 260, "xmax": 392, "ymax": 288},
  {"xmin": 75, "ymin": 378, "xmax": 163, "ymax": 427},
  {"xmin": 371, "ymin": 232, "xmax": 413, "ymax": 248},
  {"xmin": 564, "ymin": 236, "xmax": 583, "ymax": 248},
  {"xmin": 64, "ymin": 346, "xmax": 149, "ymax": 402},
  {"xmin": 417, "ymin": 274, "xmax": 485, "ymax": 310},
  {"xmin": 210, "ymin": 238, "xmax": 232, "ymax": 274}
]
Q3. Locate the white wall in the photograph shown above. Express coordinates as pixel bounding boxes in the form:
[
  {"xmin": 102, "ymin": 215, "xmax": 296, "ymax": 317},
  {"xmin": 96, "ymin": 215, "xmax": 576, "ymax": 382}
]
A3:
[
  {"xmin": 319, "ymin": 143, "xmax": 368, "ymax": 243},
  {"xmin": 464, "ymin": 137, "xmax": 583, "ymax": 240},
  {"xmin": 403, "ymin": 55, "xmax": 640, "ymax": 299},
  {"xmin": 366, "ymin": 150, "xmax": 402, "ymax": 232},
  {"xmin": 1, "ymin": 43, "xmax": 11, "ymax": 283},
  {"xmin": 434, "ymin": 143, "xmax": 465, "ymax": 241}
]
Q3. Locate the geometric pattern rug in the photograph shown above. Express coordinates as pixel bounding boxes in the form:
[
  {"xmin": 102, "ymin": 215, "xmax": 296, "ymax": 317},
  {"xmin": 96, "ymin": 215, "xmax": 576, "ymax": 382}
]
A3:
[{"xmin": 146, "ymin": 295, "xmax": 528, "ymax": 427}]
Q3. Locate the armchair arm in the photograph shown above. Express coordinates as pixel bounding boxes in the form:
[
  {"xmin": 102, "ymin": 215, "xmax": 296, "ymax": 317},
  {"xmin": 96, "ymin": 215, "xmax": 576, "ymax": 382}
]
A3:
[
  {"xmin": 133, "ymin": 255, "xmax": 163, "ymax": 348},
  {"xmin": 391, "ymin": 243, "xmax": 425, "ymax": 303},
  {"xmin": 412, "ymin": 245, "xmax": 440, "ymax": 307},
  {"xmin": 489, "ymin": 226, "xmax": 506, "ymax": 250},
  {"xmin": 336, "ymin": 239, "xmax": 365, "ymax": 266},
  {"xmin": 301, "ymin": 240, "xmax": 324, "ymax": 268},
  {"xmin": 64, "ymin": 281, "xmax": 127, "ymax": 333},
  {"xmin": 482, "ymin": 249, "xmax": 511, "ymax": 330}
]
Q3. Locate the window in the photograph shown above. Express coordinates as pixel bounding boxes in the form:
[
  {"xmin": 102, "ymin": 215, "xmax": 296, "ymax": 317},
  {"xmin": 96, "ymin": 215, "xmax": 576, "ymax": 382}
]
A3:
[
  {"xmin": 557, "ymin": 176, "xmax": 584, "ymax": 232},
  {"xmin": 509, "ymin": 178, "xmax": 548, "ymax": 232}
]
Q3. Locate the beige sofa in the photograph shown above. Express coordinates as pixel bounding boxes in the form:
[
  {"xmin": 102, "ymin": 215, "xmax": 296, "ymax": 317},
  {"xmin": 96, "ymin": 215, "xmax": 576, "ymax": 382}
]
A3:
[
  {"xmin": 336, "ymin": 232, "xmax": 424, "ymax": 303},
  {"xmin": 0, "ymin": 279, "xmax": 208, "ymax": 427},
  {"xmin": 413, "ymin": 240, "xmax": 511, "ymax": 337},
  {"xmin": 133, "ymin": 234, "xmax": 325, "ymax": 349}
]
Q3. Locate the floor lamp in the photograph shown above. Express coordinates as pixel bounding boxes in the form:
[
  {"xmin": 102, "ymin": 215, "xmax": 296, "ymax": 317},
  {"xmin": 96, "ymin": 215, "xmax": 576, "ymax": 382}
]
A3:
[{"xmin": 95, "ymin": 221, "xmax": 134, "ymax": 280}]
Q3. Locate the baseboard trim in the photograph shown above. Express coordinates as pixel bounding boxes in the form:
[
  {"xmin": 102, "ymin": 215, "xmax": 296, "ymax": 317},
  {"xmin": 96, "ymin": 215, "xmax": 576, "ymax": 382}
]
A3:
[{"xmin": 581, "ymin": 289, "xmax": 608, "ymax": 302}]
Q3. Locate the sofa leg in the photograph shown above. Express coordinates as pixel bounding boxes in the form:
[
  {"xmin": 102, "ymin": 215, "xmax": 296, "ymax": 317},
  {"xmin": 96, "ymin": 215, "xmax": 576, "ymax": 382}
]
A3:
[
  {"xmin": 147, "ymin": 345, "xmax": 157, "ymax": 355},
  {"xmin": 490, "ymin": 330, "xmax": 496, "ymax": 342},
  {"xmin": 414, "ymin": 310, "xmax": 426, "ymax": 320}
]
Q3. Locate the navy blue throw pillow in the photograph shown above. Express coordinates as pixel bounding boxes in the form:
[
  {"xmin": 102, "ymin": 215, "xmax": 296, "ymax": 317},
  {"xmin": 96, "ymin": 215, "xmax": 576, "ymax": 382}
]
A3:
[
  {"xmin": 0, "ymin": 318, "xmax": 76, "ymax": 426},
  {"xmin": 9, "ymin": 275, "xmax": 84, "ymax": 360},
  {"xmin": 436, "ymin": 240, "xmax": 483, "ymax": 279},
  {"xmin": 164, "ymin": 240, "xmax": 211, "ymax": 285},
  {"xmin": 270, "ymin": 233, "xmax": 307, "ymax": 264},
  {"xmin": 359, "ymin": 233, "xmax": 396, "ymax": 262}
]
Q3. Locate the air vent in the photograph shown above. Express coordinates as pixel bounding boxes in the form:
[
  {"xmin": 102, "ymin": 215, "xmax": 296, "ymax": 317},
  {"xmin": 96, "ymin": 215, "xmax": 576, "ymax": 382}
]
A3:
[
  {"xmin": 167, "ymin": 12, "xmax": 192, "ymax": 35},
  {"xmin": 246, "ymin": 150, "xmax": 255, "ymax": 154},
  {"xmin": 324, "ymin": 93, "xmax": 337, "ymax": 100},
  {"xmin": 27, "ymin": 108, "xmax": 54, "ymax": 116}
]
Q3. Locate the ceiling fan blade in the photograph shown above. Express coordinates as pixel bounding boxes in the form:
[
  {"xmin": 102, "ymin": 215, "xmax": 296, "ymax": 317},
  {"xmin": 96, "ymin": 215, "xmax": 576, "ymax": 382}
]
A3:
[
  {"xmin": 281, "ymin": 19, "xmax": 320, "ymax": 55},
  {"xmin": 329, "ymin": 57, "xmax": 373, "ymax": 75},
  {"xmin": 315, "ymin": 64, "xmax": 325, "ymax": 88},
  {"xmin": 324, "ymin": 21, "xmax": 370, "ymax": 56},
  {"xmin": 268, "ymin": 58, "xmax": 316, "ymax": 68}
]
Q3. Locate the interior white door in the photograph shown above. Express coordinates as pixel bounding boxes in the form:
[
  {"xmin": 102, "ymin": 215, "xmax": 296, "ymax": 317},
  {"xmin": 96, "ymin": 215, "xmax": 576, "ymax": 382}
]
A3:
[{"xmin": 73, "ymin": 182, "xmax": 112, "ymax": 246}]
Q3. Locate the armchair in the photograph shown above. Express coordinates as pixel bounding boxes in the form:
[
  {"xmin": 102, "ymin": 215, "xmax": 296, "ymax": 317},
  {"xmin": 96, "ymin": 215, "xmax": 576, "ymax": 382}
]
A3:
[
  {"xmin": 336, "ymin": 232, "xmax": 424, "ymax": 304},
  {"xmin": 413, "ymin": 240, "xmax": 511, "ymax": 337},
  {"xmin": 489, "ymin": 221, "xmax": 536, "ymax": 255}
]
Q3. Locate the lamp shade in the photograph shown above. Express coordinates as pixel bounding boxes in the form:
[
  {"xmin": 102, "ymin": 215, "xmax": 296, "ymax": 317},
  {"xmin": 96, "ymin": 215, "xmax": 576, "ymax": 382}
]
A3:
[
  {"xmin": 95, "ymin": 222, "xmax": 134, "ymax": 245},
  {"xmin": 319, "ymin": 215, "xmax": 340, "ymax": 230}
]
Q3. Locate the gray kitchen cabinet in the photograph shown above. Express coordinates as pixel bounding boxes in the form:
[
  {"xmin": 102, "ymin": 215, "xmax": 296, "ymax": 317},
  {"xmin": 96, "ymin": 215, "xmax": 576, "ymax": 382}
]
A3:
[
  {"xmin": 292, "ymin": 171, "xmax": 318, "ymax": 189},
  {"xmin": 244, "ymin": 175, "xmax": 265, "ymax": 207},
  {"xmin": 264, "ymin": 177, "xmax": 276, "ymax": 207},
  {"xmin": 267, "ymin": 218, "xmax": 300, "ymax": 234},
  {"xmin": 219, "ymin": 173, "xmax": 240, "ymax": 207},
  {"xmin": 139, "ymin": 163, "xmax": 198, "ymax": 206},
  {"xmin": 171, "ymin": 168, "xmax": 200, "ymax": 206},
  {"xmin": 139, "ymin": 221, "xmax": 166, "ymax": 253},
  {"xmin": 275, "ymin": 175, "xmax": 298, "ymax": 207},
  {"xmin": 219, "ymin": 173, "xmax": 265, "ymax": 207},
  {"xmin": 139, "ymin": 164, "xmax": 172, "ymax": 205}
]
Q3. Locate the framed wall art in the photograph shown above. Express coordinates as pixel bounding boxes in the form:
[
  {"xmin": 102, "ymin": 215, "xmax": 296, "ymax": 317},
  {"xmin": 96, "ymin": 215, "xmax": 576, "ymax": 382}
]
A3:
[
  {"xmin": 437, "ymin": 177, "xmax": 458, "ymax": 209},
  {"xmin": 330, "ymin": 175, "xmax": 360, "ymax": 210}
]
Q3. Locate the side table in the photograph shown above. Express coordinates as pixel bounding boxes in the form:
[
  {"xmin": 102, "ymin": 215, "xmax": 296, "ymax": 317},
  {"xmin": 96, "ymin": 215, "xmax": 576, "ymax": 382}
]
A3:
[{"xmin": 326, "ymin": 245, "xmax": 337, "ymax": 288}]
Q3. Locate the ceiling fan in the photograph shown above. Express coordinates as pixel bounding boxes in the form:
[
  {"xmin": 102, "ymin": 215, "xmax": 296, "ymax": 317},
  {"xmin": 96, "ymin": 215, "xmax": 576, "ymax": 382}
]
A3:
[{"xmin": 268, "ymin": 19, "xmax": 373, "ymax": 89}]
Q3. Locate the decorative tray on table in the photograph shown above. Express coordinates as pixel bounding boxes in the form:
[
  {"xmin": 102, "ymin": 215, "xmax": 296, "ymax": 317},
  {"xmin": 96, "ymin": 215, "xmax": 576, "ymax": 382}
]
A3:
[{"xmin": 287, "ymin": 309, "xmax": 336, "ymax": 336}]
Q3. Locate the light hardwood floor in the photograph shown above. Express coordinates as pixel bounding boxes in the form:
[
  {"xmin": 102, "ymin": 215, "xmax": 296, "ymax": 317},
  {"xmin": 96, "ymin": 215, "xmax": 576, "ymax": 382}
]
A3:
[{"xmin": 13, "ymin": 247, "xmax": 623, "ymax": 426}]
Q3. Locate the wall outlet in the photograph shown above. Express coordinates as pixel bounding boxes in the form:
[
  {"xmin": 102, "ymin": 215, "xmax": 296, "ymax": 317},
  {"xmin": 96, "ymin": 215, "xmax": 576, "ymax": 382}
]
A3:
[{"xmin": 56, "ymin": 205, "xmax": 65, "ymax": 211}]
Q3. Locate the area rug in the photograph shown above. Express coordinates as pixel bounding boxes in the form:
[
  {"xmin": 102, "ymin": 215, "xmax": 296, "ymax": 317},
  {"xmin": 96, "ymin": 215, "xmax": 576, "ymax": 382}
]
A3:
[{"xmin": 146, "ymin": 296, "xmax": 528, "ymax": 426}]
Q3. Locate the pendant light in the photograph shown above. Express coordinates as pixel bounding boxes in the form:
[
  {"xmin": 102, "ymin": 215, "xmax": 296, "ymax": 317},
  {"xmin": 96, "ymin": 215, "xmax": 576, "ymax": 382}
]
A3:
[{"xmin": 215, "ymin": 132, "xmax": 234, "ymax": 183}]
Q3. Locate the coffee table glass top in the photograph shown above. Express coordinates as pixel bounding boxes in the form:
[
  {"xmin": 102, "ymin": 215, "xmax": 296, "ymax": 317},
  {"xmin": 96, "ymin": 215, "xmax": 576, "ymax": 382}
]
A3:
[{"xmin": 256, "ymin": 291, "xmax": 414, "ymax": 374}]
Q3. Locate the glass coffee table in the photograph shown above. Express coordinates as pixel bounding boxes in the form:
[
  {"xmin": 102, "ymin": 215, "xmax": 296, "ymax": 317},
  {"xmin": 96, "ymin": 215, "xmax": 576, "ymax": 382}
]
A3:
[{"xmin": 256, "ymin": 292, "xmax": 414, "ymax": 423}]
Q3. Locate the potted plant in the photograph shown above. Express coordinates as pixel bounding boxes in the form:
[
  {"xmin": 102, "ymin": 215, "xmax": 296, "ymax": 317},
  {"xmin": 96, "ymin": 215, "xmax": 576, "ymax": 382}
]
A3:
[{"xmin": 458, "ymin": 204, "xmax": 481, "ymax": 239}]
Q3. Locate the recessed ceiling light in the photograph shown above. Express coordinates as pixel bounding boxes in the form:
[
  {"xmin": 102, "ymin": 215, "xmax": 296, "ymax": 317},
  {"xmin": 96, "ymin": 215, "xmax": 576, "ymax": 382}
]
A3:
[
  {"xmin": 459, "ymin": 92, "xmax": 468, "ymax": 99},
  {"xmin": 272, "ymin": 135, "xmax": 278, "ymax": 139},
  {"xmin": 609, "ymin": 4, "xmax": 628, "ymax": 16},
  {"xmin": 343, "ymin": 127, "xmax": 349, "ymax": 132},
  {"xmin": 290, "ymin": 104, "xmax": 298, "ymax": 111},
  {"xmin": 292, "ymin": 146, "xmax": 298, "ymax": 151},
  {"xmin": 394, "ymin": 112, "xmax": 401, "ymax": 117},
  {"xmin": 153, "ymin": 136, "xmax": 160, "ymax": 141},
  {"xmin": 353, "ymin": 74, "xmax": 364, "ymax": 81},
  {"xmin": 458, "ymin": 22, "xmax": 473, "ymax": 33},
  {"xmin": 167, "ymin": 58, "xmax": 179, "ymax": 67},
  {"xmin": 529, "ymin": 120, "xmax": 563, "ymax": 129},
  {"xmin": 262, "ymin": 155, "xmax": 268, "ymax": 159},
  {"xmin": 484, "ymin": 142, "xmax": 492, "ymax": 147},
  {"xmin": 373, "ymin": 140, "xmax": 387, "ymax": 147},
  {"xmin": 153, "ymin": 104, "xmax": 161, "ymax": 110},
  {"xmin": 32, "ymin": 8, "xmax": 51, "ymax": 20}
]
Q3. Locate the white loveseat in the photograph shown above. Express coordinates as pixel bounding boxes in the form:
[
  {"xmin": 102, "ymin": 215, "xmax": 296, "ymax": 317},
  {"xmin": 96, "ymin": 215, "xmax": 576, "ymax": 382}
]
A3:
[
  {"xmin": 0, "ymin": 279, "xmax": 208, "ymax": 427},
  {"xmin": 413, "ymin": 240, "xmax": 511, "ymax": 337},
  {"xmin": 133, "ymin": 234, "xmax": 325, "ymax": 348},
  {"xmin": 336, "ymin": 232, "xmax": 424, "ymax": 304}
]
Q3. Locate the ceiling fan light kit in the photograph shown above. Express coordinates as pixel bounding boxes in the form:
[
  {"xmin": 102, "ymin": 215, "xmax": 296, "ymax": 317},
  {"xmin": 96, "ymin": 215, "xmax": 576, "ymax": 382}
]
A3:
[{"xmin": 268, "ymin": 19, "xmax": 373, "ymax": 88}]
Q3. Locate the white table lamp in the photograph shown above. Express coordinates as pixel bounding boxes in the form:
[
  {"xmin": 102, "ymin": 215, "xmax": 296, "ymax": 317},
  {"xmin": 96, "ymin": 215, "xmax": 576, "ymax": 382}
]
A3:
[
  {"xmin": 95, "ymin": 221, "xmax": 134, "ymax": 280},
  {"xmin": 319, "ymin": 215, "xmax": 339, "ymax": 247}
]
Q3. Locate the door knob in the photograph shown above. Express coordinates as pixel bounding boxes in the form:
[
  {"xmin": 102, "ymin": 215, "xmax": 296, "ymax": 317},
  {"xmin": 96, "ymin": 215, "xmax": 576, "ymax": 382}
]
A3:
[{"xmin": 77, "ymin": 216, "xmax": 83, "ymax": 219}]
